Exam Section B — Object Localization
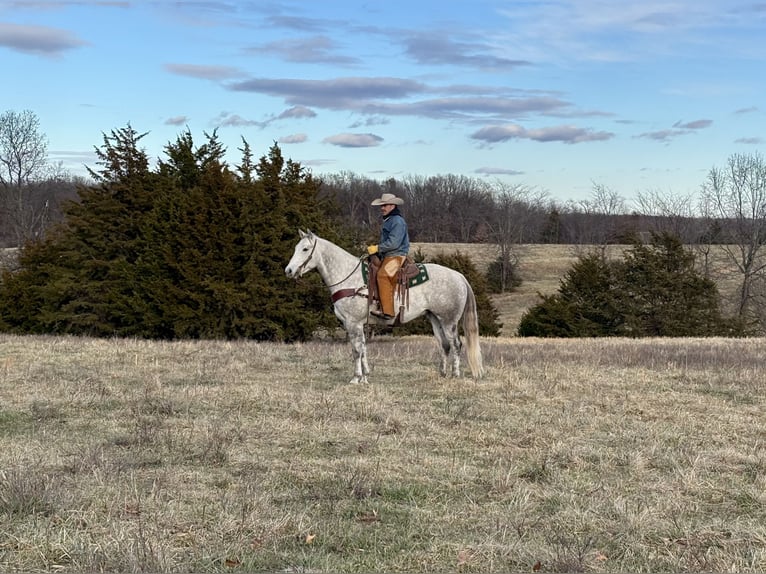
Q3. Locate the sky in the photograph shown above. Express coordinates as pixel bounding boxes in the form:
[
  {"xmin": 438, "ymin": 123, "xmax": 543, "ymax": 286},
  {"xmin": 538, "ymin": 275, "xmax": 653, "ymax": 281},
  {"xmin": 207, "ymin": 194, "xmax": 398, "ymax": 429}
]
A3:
[{"xmin": 1, "ymin": 0, "xmax": 765, "ymax": 204}]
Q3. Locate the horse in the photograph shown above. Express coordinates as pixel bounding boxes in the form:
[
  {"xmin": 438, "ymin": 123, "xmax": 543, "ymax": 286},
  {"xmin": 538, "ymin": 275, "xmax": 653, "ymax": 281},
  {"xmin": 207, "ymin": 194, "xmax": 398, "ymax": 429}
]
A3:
[{"xmin": 285, "ymin": 229, "xmax": 484, "ymax": 384}]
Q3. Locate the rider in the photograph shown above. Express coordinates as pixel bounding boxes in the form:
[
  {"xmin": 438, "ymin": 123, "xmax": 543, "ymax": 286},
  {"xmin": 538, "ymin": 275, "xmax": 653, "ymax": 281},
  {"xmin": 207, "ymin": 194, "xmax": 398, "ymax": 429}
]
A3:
[{"xmin": 367, "ymin": 192, "xmax": 410, "ymax": 320}]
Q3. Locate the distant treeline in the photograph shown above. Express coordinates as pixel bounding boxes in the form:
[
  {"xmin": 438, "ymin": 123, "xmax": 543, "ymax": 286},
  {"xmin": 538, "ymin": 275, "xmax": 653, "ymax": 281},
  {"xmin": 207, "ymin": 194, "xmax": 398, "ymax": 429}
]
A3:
[{"xmin": 0, "ymin": 169, "xmax": 733, "ymax": 249}]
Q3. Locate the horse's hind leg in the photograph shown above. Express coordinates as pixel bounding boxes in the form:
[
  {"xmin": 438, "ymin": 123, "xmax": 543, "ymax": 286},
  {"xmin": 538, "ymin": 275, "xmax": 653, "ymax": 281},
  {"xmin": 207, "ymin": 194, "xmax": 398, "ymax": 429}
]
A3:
[
  {"xmin": 444, "ymin": 321, "xmax": 462, "ymax": 377},
  {"xmin": 427, "ymin": 312, "xmax": 451, "ymax": 377}
]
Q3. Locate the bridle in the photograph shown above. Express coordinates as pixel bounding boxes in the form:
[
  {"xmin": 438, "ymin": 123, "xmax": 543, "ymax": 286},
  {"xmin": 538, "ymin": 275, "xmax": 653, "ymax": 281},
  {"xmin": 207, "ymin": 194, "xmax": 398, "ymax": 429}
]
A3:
[{"xmin": 294, "ymin": 237, "xmax": 318, "ymax": 277}]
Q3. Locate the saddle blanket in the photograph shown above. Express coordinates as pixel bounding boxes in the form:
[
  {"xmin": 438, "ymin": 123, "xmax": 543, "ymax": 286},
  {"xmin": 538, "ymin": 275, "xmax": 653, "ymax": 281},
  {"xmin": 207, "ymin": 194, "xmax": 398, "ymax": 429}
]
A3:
[{"xmin": 362, "ymin": 260, "xmax": 429, "ymax": 287}]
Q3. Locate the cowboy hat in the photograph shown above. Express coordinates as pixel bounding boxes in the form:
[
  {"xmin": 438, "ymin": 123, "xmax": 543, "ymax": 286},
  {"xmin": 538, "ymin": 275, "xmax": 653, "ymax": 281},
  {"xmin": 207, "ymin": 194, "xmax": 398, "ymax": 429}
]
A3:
[{"xmin": 370, "ymin": 192, "xmax": 404, "ymax": 206}]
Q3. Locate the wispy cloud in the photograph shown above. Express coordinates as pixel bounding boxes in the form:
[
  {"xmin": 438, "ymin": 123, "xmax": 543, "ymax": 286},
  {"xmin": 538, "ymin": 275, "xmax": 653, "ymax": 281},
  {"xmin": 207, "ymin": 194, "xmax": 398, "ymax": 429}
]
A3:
[
  {"xmin": 164, "ymin": 116, "xmax": 189, "ymax": 126},
  {"xmin": 5, "ymin": 1, "xmax": 128, "ymax": 8},
  {"xmin": 471, "ymin": 123, "xmax": 613, "ymax": 144},
  {"xmin": 0, "ymin": 22, "xmax": 87, "ymax": 56},
  {"xmin": 475, "ymin": 166, "xmax": 525, "ymax": 176},
  {"xmin": 164, "ymin": 63, "xmax": 245, "ymax": 80},
  {"xmin": 637, "ymin": 118, "xmax": 713, "ymax": 141},
  {"xmin": 279, "ymin": 133, "xmax": 308, "ymax": 144},
  {"xmin": 277, "ymin": 105, "xmax": 316, "ymax": 119},
  {"xmin": 401, "ymin": 31, "xmax": 530, "ymax": 71},
  {"xmin": 227, "ymin": 76, "xmax": 427, "ymax": 108},
  {"xmin": 494, "ymin": 0, "xmax": 755, "ymax": 64},
  {"xmin": 673, "ymin": 119, "xmax": 712, "ymax": 130},
  {"xmin": 226, "ymin": 76, "xmax": 573, "ymax": 122},
  {"xmin": 251, "ymin": 35, "xmax": 360, "ymax": 65},
  {"xmin": 323, "ymin": 133, "xmax": 383, "ymax": 148},
  {"xmin": 210, "ymin": 111, "xmax": 268, "ymax": 128},
  {"xmin": 735, "ymin": 136, "xmax": 763, "ymax": 144}
]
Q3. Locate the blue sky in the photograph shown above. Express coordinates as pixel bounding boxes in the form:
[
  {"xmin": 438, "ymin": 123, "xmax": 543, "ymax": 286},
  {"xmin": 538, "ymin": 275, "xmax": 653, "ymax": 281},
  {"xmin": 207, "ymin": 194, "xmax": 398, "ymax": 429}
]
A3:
[{"xmin": 1, "ymin": 0, "xmax": 764, "ymax": 203}]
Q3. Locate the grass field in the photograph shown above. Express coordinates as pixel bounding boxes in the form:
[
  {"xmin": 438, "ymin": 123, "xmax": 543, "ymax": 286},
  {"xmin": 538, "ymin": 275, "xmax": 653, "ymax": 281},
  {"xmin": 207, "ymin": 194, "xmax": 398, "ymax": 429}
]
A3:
[{"xmin": 1, "ymin": 334, "xmax": 764, "ymax": 572}]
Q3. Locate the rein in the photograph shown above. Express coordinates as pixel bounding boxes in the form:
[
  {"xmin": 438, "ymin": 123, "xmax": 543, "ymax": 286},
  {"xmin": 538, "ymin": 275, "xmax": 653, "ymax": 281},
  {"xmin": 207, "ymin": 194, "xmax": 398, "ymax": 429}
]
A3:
[
  {"xmin": 327, "ymin": 255, "xmax": 365, "ymax": 289},
  {"xmin": 298, "ymin": 238, "xmax": 366, "ymax": 295}
]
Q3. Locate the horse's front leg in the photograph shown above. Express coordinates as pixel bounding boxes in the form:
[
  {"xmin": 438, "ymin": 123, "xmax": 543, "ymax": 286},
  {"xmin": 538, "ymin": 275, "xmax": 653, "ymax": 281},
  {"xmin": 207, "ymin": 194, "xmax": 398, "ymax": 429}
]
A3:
[{"xmin": 347, "ymin": 324, "xmax": 369, "ymax": 384}]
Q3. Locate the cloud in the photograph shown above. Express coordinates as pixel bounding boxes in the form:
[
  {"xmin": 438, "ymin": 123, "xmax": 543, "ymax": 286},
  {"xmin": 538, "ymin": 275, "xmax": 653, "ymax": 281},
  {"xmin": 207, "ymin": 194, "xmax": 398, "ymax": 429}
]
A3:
[
  {"xmin": 673, "ymin": 119, "xmax": 712, "ymax": 130},
  {"xmin": 360, "ymin": 95, "xmax": 571, "ymax": 120},
  {"xmin": 164, "ymin": 63, "xmax": 245, "ymax": 80},
  {"xmin": 0, "ymin": 22, "xmax": 87, "ymax": 56},
  {"xmin": 322, "ymin": 133, "xmax": 383, "ymax": 148},
  {"xmin": 277, "ymin": 105, "xmax": 316, "ymax": 119},
  {"xmin": 637, "ymin": 118, "xmax": 713, "ymax": 141},
  {"xmin": 164, "ymin": 116, "xmax": 189, "ymax": 126},
  {"xmin": 475, "ymin": 167, "xmax": 525, "ymax": 176},
  {"xmin": 735, "ymin": 137, "xmax": 763, "ymax": 144},
  {"xmin": 349, "ymin": 116, "xmax": 389, "ymax": 128},
  {"xmin": 227, "ymin": 76, "xmax": 427, "ymax": 108},
  {"xmin": 638, "ymin": 129, "xmax": 678, "ymax": 142},
  {"xmin": 213, "ymin": 111, "xmax": 267, "ymax": 128},
  {"xmin": 252, "ymin": 35, "xmax": 360, "ymax": 65},
  {"xmin": 401, "ymin": 31, "xmax": 530, "ymax": 71},
  {"xmin": 493, "ymin": 0, "xmax": 756, "ymax": 65},
  {"xmin": 226, "ymin": 75, "xmax": 573, "ymax": 122},
  {"xmin": 471, "ymin": 123, "xmax": 613, "ymax": 144},
  {"xmin": 734, "ymin": 106, "xmax": 758, "ymax": 114},
  {"xmin": 5, "ymin": 1, "xmax": 129, "ymax": 8},
  {"xmin": 279, "ymin": 133, "xmax": 308, "ymax": 144}
]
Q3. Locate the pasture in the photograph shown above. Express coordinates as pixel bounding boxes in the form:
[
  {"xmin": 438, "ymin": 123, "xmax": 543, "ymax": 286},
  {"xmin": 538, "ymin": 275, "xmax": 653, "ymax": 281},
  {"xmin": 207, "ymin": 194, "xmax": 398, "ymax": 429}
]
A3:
[{"xmin": 1, "ymin": 334, "xmax": 764, "ymax": 572}]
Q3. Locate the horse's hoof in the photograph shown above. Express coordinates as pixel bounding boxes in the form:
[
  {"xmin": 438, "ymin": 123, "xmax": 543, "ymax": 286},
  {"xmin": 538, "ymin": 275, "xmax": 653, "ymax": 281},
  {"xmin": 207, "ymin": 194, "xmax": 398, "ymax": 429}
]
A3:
[{"xmin": 349, "ymin": 376, "xmax": 368, "ymax": 384}]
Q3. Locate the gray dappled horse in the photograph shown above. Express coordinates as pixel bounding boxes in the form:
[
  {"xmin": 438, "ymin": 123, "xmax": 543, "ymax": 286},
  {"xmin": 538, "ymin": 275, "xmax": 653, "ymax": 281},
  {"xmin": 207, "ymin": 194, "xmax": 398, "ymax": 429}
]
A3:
[{"xmin": 285, "ymin": 230, "xmax": 484, "ymax": 384}]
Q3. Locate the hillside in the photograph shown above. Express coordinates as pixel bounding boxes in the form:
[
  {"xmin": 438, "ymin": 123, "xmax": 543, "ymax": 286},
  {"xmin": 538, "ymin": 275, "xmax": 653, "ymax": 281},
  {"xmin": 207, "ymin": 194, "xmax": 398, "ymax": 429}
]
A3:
[{"xmin": 413, "ymin": 243, "xmax": 743, "ymax": 336}]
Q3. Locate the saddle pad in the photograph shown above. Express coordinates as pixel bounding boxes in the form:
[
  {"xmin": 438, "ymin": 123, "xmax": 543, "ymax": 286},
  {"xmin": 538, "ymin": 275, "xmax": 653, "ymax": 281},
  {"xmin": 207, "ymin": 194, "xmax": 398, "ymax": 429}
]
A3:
[{"xmin": 362, "ymin": 261, "xmax": 429, "ymax": 287}]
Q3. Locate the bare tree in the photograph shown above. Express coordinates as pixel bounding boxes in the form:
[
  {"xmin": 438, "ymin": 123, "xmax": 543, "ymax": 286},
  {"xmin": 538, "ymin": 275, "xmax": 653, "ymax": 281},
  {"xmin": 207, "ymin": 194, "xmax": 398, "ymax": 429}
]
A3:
[
  {"xmin": 700, "ymin": 151, "xmax": 766, "ymax": 327},
  {"xmin": 635, "ymin": 188, "xmax": 700, "ymax": 242},
  {"xmin": 0, "ymin": 109, "xmax": 49, "ymax": 245},
  {"xmin": 487, "ymin": 182, "xmax": 548, "ymax": 292},
  {"xmin": 573, "ymin": 182, "xmax": 626, "ymax": 251}
]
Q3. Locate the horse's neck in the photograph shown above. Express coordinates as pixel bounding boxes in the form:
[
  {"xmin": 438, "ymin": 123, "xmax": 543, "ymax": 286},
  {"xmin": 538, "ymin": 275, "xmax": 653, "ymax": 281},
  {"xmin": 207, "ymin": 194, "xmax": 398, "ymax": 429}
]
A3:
[{"xmin": 314, "ymin": 238, "xmax": 361, "ymax": 288}]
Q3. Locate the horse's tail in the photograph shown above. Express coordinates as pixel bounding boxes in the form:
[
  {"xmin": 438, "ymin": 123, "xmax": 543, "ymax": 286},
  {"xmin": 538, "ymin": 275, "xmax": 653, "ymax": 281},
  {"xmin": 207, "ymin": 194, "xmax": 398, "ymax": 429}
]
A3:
[{"xmin": 461, "ymin": 278, "xmax": 485, "ymax": 379}]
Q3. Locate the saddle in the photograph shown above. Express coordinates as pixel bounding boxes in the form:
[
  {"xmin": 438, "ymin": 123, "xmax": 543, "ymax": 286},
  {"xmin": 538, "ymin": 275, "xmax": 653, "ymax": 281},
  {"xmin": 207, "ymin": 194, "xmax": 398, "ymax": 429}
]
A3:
[{"xmin": 364, "ymin": 256, "xmax": 429, "ymax": 319}]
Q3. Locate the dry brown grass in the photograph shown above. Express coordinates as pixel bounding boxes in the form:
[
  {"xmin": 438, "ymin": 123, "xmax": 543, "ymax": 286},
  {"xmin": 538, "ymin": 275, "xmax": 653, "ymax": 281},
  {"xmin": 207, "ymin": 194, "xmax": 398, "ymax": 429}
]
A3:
[{"xmin": 1, "ymin": 334, "xmax": 764, "ymax": 572}]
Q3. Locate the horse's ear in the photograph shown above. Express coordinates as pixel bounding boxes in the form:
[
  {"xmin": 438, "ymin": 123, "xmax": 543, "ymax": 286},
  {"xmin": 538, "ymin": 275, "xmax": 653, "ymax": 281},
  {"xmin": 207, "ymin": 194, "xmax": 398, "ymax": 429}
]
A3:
[
  {"xmin": 306, "ymin": 229, "xmax": 314, "ymax": 238},
  {"xmin": 298, "ymin": 229, "xmax": 306, "ymax": 238}
]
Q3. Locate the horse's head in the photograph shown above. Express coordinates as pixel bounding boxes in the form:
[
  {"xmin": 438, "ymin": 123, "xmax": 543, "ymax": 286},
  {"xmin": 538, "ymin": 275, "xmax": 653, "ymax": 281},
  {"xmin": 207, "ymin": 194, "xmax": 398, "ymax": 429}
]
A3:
[{"xmin": 285, "ymin": 229, "xmax": 318, "ymax": 279}]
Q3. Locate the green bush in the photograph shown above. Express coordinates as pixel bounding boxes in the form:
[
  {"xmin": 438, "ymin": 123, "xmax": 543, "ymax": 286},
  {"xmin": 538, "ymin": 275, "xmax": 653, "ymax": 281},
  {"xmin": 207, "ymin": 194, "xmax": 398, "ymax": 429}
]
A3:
[
  {"xmin": 519, "ymin": 233, "xmax": 737, "ymax": 337},
  {"xmin": 485, "ymin": 252, "xmax": 522, "ymax": 293}
]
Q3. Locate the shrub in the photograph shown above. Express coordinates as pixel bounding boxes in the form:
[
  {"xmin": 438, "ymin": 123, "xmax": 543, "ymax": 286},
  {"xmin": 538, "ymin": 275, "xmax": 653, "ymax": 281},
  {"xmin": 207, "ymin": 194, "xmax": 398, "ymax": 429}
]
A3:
[
  {"xmin": 485, "ymin": 252, "xmax": 522, "ymax": 293},
  {"xmin": 519, "ymin": 233, "xmax": 735, "ymax": 337}
]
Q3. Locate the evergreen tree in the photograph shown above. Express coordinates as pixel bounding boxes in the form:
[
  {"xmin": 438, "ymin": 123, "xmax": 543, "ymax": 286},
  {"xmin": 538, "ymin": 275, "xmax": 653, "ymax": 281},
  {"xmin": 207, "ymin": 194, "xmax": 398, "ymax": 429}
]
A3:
[
  {"xmin": 518, "ymin": 253, "xmax": 620, "ymax": 337},
  {"xmin": 0, "ymin": 128, "xmax": 341, "ymax": 341},
  {"xmin": 518, "ymin": 233, "xmax": 733, "ymax": 337},
  {"xmin": 616, "ymin": 233, "xmax": 727, "ymax": 336},
  {"xmin": 0, "ymin": 125, "xmax": 156, "ymax": 335}
]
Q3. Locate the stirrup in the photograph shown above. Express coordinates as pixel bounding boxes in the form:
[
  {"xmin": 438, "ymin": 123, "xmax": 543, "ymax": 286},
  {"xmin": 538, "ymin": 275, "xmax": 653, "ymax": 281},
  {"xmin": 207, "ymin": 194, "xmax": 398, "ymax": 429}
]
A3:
[{"xmin": 370, "ymin": 309, "xmax": 394, "ymax": 320}]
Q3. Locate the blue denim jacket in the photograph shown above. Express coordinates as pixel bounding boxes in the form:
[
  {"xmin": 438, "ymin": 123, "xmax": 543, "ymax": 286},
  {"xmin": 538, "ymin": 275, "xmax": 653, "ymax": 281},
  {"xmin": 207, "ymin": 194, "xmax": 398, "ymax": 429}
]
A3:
[{"xmin": 378, "ymin": 210, "xmax": 410, "ymax": 257}]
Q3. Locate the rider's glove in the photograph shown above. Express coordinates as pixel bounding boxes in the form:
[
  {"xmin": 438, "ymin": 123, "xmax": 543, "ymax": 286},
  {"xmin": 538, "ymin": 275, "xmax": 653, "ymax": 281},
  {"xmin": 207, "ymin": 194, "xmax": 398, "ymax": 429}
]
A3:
[{"xmin": 367, "ymin": 245, "xmax": 379, "ymax": 255}]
